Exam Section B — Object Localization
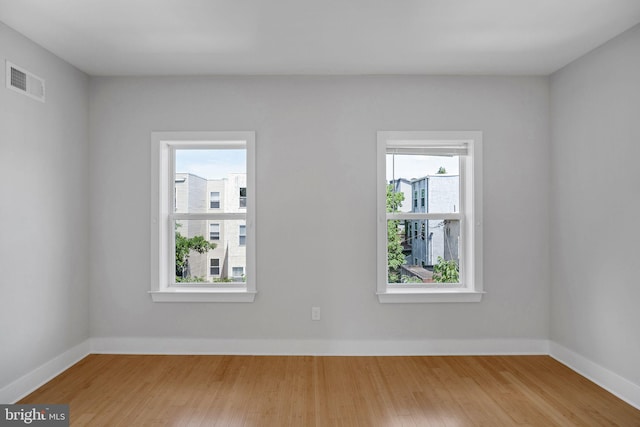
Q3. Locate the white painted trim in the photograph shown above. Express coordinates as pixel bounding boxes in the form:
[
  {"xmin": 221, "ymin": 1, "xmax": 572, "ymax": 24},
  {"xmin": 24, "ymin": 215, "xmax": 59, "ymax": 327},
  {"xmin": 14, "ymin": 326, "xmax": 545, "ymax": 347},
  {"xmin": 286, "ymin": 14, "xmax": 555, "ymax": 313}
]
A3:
[
  {"xmin": 149, "ymin": 289, "xmax": 256, "ymax": 302},
  {"xmin": 0, "ymin": 340, "xmax": 90, "ymax": 404},
  {"xmin": 376, "ymin": 130, "xmax": 483, "ymax": 303},
  {"xmin": 90, "ymin": 337, "xmax": 548, "ymax": 356},
  {"xmin": 150, "ymin": 131, "xmax": 257, "ymax": 302},
  {"xmin": 549, "ymin": 341, "xmax": 640, "ymax": 410},
  {"xmin": 377, "ymin": 290, "xmax": 484, "ymax": 303},
  {"xmin": 7, "ymin": 339, "xmax": 638, "ymax": 412}
]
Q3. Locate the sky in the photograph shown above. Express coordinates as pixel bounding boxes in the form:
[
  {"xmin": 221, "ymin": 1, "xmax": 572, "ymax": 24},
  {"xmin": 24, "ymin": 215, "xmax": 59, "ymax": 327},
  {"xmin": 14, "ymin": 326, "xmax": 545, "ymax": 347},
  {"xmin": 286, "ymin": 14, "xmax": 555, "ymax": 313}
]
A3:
[
  {"xmin": 176, "ymin": 149, "xmax": 246, "ymax": 180},
  {"xmin": 386, "ymin": 154, "xmax": 459, "ymax": 182},
  {"xmin": 175, "ymin": 150, "xmax": 457, "ymax": 182}
]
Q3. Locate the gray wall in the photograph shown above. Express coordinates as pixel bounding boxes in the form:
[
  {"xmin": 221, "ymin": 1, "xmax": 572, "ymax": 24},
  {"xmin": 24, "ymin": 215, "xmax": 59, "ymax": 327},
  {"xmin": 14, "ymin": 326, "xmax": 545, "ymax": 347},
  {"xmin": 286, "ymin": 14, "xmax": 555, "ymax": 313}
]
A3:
[
  {"xmin": 89, "ymin": 75, "xmax": 550, "ymax": 341},
  {"xmin": 0, "ymin": 22, "xmax": 90, "ymax": 388},
  {"xmin": 550, "ymin": 25, "xmax": 640, "ymax": 385}
]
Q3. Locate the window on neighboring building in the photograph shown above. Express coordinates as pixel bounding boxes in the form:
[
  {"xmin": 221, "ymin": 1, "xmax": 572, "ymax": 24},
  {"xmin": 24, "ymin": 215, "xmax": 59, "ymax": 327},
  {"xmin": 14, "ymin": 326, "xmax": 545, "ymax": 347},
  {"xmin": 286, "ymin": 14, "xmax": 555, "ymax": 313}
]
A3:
[
  {"xmin": 209, "ymin": 223, "xmax": 220, "ymax": 241},
  {"xmin": 239, "ymin": 224, "xmax": 246, "ymax": 246},
  {"xmin": 377, "ymin": 131, "xmax": 483, "ymax": 303},
  {"xmin": 232, "ymin": 267, "xmax": 244, "ymax": 278},
  {"xmin": 150, "ymin": 131, "xmax": 256, "ymax": 303},
  {"xmin": 210, "ymin": 258, "xmax": 220, "ymax": 276},
  {"xmin": 210, "ymin": 192, "xmax": 220, "ymax": 209},
  {"xmin": 239, "ymin": 187, "xmax": 247, "ymax": 208}
]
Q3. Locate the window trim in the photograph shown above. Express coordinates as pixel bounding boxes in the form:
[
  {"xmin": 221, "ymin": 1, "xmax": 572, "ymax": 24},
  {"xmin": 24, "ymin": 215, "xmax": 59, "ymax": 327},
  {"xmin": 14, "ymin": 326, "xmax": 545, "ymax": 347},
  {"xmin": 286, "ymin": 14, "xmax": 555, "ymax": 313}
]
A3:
[
  {"xmin": 376, "ymin": 131, "xmax": 483, "ymax": 303},
  {"xmin": 150, "ymin": 131, "xmax": 256, "ymax": 303}
]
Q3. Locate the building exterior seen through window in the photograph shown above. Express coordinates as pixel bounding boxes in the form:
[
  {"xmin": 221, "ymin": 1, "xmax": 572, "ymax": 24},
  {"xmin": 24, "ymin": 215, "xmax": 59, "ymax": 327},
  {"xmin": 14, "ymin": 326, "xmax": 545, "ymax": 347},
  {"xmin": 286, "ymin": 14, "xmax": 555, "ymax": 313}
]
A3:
[
  {"xmin": 174, "ymin": 149, "xmax": 247, "ymax": 284},
  {"xmin": 387, "ymin": 155, "xmax": 460, "ymax": 284}
]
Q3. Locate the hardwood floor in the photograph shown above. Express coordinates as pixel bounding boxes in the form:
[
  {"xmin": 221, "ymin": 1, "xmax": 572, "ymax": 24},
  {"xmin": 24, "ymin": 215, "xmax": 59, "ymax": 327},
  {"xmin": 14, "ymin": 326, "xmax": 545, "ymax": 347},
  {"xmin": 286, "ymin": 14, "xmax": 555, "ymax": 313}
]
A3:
[{"xmin": 19, "ymin": 355, "xmax": 640, "ymax": 426}]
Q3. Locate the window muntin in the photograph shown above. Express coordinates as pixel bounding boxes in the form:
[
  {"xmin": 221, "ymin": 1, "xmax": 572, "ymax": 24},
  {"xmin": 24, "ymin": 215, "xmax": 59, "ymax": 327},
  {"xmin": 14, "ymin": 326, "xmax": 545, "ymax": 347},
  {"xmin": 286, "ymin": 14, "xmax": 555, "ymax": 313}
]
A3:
[
  {"xmin": 150, "ymin": 131, "xmax": 256, "ymax": 303},
  {"xmin": 377, "ymin": 131, "xmax": 482, "ymax": 303}
]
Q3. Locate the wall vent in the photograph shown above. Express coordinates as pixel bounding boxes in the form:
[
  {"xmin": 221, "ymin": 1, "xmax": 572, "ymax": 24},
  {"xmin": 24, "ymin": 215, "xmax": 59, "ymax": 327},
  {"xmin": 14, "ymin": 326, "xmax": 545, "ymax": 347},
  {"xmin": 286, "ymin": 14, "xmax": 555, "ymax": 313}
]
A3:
[{"xmin": 6, "ymin": 61, "xmax": 45, "ymax": 103}]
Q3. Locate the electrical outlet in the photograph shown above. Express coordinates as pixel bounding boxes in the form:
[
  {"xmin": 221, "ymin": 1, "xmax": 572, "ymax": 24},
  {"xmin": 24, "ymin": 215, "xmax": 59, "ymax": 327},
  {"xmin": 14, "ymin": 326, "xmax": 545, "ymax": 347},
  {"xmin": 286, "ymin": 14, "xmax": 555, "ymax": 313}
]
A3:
[{"xmin": 311, "ymin": 307, "xmax": 321, "ymax": 321}]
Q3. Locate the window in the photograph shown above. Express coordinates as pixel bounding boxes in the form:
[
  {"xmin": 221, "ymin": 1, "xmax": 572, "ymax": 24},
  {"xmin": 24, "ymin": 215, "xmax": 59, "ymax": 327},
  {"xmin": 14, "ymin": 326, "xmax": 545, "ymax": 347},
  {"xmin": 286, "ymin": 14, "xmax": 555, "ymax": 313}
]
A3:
[
  {"xmin": 210, "ymin": 258, "xmax": 220, "ymax": 276},
  {"xmin": 209, "ymin": 223, "xmax": 220, "ymax": 241},
  {"xmin": 232, "ymin": 267, "xmax": 244, "ymax": 278},
  {"xmin": 210, "ymin": 192, "xmax": 220, "ymax": 209},
  {"xmin": 239, "ymin": 224, "xmax": 246, "ymax": 246},
  {"xmin": 239, "ymin": 187, "xmax": 247, "ymax": 208},
  {"xmin": 377, "ymin": 131, "xmax": 483, "ymax": 303},
  {"xmin": 150, "ymin": 131, "xmax": 256, "ymax": 302}
]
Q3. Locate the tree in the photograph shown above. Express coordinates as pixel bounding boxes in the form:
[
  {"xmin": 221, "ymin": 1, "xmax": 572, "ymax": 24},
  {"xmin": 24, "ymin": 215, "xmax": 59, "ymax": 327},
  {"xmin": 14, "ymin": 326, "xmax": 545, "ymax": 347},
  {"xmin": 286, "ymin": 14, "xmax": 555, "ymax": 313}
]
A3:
[
  {"xmin": 437, "ymin": 166, "xmax": 447, "ymax": 174},
  {"xmin": 386, "ymin": 184, "xmax": 406, "ymax": 282},
  {"xmin": 175, "ymin": 231, "xmax": 216, "ymax": 281},
  {"xmin": 432, "ymin": 256, "xmax": 459, "ymax": 283}
]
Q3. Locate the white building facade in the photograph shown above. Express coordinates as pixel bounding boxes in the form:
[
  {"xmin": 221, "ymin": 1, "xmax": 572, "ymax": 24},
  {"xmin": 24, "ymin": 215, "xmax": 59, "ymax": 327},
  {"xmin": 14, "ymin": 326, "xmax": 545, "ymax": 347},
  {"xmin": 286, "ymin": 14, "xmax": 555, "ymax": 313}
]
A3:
[
  {"xmin": 408, "ymin": 175, "xmax": 460, "ymax": 267},
  {"xmin": 175, "ymin": 173, "xmax": 247, "ymax": 282}
]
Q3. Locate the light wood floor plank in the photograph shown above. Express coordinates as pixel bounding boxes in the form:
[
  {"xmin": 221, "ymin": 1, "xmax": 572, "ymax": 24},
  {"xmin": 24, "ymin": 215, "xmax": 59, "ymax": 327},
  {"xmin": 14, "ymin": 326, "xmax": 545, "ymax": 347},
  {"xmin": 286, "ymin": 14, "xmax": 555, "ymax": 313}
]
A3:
[{"xmin": 18, "ymin": 354, "xmax": 640, "ymax": 426}]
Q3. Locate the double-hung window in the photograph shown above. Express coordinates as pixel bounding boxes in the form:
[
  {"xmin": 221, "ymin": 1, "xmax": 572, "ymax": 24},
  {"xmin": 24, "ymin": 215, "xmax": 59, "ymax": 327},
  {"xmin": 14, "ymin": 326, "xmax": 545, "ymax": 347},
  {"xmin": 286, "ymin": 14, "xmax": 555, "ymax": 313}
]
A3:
[
  {"xmin": 209, "ymin": 223, "xmax": 220, "ymax": 241},
  {"xmin": 150, "ymin": 131, "xmax": 256, "ymax": 302},
  {"xmin": 210, "ymin": 192, "xmax": 220, "ymax": 209},
  {"xmin": 377, "ymin": 131, "xmax": 483, "ymax": 303}
]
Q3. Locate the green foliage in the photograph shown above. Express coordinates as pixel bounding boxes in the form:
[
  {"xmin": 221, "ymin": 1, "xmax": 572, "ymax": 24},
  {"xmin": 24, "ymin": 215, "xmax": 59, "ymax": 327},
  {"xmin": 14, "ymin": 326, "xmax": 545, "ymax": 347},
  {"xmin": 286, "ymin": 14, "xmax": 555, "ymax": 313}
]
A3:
[
  {"xmin": 432, "ymin": 256, "xmax": 459, "ymax": 283},
  {"xmin": 213, "ymin": 277, "xmax": 233, "ymax": 283},
  {"xmin": 401, "ymin": 275, "xmax": 423, "ymax": 283},
  {"xmin": 176, "ymin": 276, "xmax": 206, "ymax": 283},
  {"xmin": 386, "ymin": 184, "xmax": 407, "ymax": 282},
  {"xmin": 175, "ymin": 230, "xmax": 216, "ymax": 281},
  {"xmin": 437, "ymin": 166, "xmax": 447, "ymax": 174},
  {"xmin": 386, "ymin": 184, "xmax": 404, "ymax": 213}
]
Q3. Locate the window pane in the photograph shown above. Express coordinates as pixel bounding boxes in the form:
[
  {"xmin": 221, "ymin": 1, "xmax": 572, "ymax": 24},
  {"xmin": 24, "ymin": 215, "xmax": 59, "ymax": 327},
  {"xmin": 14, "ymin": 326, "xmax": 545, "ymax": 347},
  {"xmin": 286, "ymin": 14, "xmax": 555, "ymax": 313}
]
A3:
[
  {"xmin": 387, "ymin": 154, "xmax": 460, "ymax": 213},
  {"xmin": 387, "ymin": 219, "xmax": 460, "ymax": 284},
  {"xmin": 174, "ymin": 219, "xmax": 246, "ymax": 284},
  {"xmin": 175, "ymin": 149, "xmax": 246, "ymax": 214},
  {"xmin": 175, "ymin": 219, "xmax": 213, "ymax": 283}
]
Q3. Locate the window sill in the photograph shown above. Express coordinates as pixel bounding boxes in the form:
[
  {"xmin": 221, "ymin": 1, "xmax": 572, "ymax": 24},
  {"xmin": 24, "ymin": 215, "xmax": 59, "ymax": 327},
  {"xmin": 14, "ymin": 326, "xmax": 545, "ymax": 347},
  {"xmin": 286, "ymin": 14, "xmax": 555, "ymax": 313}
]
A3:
[
  {"xmin": 149, "ymin": 289, "xmax": 257, "ymax": 303},
  {"xmin": 377, "ymin": 289, "xmax": 484, "ymax": 303}
]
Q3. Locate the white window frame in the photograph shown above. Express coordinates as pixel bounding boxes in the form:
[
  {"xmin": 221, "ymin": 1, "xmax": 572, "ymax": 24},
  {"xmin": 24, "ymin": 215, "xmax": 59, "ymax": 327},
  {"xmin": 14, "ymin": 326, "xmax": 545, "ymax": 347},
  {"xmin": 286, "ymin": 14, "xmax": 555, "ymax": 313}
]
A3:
[
  {"xmin": 377, "ymin": 131, "xmax": 483, "ymax": 303},
  {"xmin": 150, "ymin": 131, "xmax": 256, "ymax": 302}
]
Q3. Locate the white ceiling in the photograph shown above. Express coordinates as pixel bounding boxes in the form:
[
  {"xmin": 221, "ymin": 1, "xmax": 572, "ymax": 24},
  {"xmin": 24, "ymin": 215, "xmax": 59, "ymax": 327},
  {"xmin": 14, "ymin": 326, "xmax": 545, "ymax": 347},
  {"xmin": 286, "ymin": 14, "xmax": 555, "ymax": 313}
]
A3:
[{"xmin": 1, "ymin": 0, "xmax": 640, "ymax": 76}]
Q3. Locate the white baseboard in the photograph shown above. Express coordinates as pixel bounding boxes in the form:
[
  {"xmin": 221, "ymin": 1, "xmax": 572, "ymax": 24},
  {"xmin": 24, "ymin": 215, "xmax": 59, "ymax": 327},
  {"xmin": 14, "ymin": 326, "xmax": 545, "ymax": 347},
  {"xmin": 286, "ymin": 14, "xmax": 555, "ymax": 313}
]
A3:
[
  {"xmin": 7, "ymin": 338, "xmax": 637, "ymax": 411},
  {"xmin": 550, "ymin": 341, "xmax": 640, "ymax": 410},
  {"xmin": 0, "ymin": 340, "xmax": 90, "ymax": 404},
  {"xmin": 90, "ymin": 337, "xmax": 549, "ymax": 356}
]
